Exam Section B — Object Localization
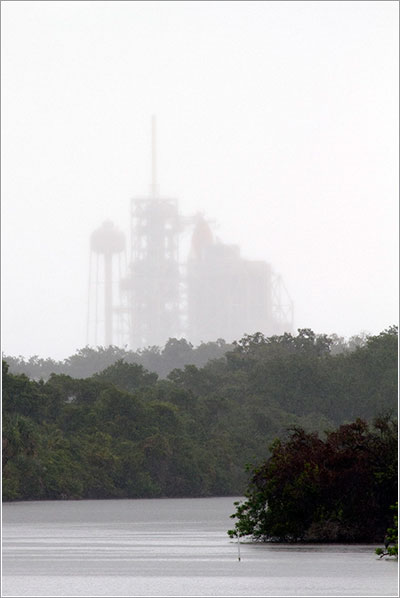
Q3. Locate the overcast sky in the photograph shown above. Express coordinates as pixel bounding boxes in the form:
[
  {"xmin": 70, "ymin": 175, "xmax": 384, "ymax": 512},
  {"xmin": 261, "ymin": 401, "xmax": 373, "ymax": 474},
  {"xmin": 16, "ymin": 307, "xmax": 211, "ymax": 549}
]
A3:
[{"xmin": 2, "ymin": 0, "xmax": 398, "ymax": 359}]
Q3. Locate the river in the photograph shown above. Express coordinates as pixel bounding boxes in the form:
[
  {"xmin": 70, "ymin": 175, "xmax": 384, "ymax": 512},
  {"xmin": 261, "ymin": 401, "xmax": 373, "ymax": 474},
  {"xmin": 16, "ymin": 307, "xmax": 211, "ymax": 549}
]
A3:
[{"xmin": 2, "ymin": 497, "xmax": 398, "ymax": 596}]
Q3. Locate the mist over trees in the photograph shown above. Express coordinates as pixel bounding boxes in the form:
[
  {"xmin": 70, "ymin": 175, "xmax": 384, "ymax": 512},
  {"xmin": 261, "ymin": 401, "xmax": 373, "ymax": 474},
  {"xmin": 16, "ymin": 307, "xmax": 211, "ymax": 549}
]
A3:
[
  {"xmin": 2, "ymin": 331, "xmax": 371, "ymax": 382},
  {"xmin": 2, "ymin": 327, "xmax": 397, "ymax": 505},
  {"xmin": 2, "ymin": 338, "xmax": 233, "ymax": 381}
]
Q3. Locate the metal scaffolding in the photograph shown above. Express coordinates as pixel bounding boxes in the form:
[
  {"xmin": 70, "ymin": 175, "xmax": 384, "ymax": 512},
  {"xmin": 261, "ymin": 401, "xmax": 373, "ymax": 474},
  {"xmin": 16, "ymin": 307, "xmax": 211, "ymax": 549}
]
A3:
[
  {"xmin": 124, "ymin": 195, "xmax": 181, "ymax": 347},
  {"xmin": 121, "ymin": 116, "xmax": 182, "ymax": 348}
]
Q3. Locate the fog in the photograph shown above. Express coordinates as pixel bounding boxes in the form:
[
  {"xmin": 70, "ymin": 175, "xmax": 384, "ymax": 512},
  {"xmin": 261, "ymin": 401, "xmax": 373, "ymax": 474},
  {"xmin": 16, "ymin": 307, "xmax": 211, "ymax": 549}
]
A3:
[{"xmin": 2, "ymin": 1, "xmax": 398, "ymax": 360}]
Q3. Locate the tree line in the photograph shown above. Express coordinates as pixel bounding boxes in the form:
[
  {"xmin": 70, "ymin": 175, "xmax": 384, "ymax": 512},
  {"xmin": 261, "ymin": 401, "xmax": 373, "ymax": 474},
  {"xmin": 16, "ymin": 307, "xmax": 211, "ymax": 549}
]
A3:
[
  {"xmin": 2, "ymin": 330, "xmax": 370, "ymax": 382},
  {"xmin": 2, "ymin": 327, "xmax": 397, "ymax": 514}
]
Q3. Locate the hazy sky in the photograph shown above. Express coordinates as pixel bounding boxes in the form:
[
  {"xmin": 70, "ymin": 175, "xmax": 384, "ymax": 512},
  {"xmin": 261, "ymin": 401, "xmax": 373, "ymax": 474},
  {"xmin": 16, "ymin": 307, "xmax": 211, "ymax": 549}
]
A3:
[{"xmin": 2, "ymin": 0, "xmax": 399, "ymax": 359}]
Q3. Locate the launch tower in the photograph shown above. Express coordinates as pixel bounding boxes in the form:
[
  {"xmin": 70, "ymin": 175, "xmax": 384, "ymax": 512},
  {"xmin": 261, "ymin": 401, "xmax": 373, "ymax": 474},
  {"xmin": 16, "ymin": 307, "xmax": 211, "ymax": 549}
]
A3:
[{"xmin": 122, "ymin": 116, "xmax": 182, "ymax": 347}]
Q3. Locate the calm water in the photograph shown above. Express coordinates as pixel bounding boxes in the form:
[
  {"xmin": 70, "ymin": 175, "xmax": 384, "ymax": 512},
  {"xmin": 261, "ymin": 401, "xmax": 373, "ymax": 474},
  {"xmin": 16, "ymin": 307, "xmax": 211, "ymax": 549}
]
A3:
[{"xmin": 2, "ymin": 497, "xmax": 398, "ymax": 597}]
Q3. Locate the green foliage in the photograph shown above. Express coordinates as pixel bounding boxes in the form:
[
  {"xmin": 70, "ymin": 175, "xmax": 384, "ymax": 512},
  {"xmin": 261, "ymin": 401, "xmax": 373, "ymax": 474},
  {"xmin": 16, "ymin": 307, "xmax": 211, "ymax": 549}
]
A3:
[
  {"xmin": 376, "ymin": 503, "xmax": 398, "ymax": 558},
  {"xmin": 228, "ymin": 417, "xmax": 398, "ymax": 542},
  {"xmin": 93, "ymin": 360, "xmax": 158, "ymax": 392},
  {"xmin": 2, "ymin": 326, "xmax": 398, "ymax": 503}
]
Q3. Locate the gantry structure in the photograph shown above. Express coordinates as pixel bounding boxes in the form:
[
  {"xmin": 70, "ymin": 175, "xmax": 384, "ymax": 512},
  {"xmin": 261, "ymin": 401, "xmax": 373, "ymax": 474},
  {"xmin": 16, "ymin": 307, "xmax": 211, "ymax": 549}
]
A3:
[{"xmin": 88, "ymin": 118, "xmax": 293, "ymax": 348}]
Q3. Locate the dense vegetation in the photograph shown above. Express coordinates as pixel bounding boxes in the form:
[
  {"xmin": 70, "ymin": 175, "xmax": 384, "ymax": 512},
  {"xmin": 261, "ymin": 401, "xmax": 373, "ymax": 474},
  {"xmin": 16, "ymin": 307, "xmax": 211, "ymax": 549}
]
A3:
[
  {"xmin": 2, "ymin": 327, "xmax": 397, "ymax": 505},
  {"xmin": 228, "ymin": 417, "xmax": 397, "ymax": 542}
]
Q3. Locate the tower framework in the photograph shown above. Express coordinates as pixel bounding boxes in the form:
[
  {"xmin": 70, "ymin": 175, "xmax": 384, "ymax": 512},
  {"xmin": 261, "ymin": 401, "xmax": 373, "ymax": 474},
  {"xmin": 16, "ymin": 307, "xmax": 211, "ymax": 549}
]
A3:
[
  {"xmin": 124, "ymin": 195, "xmax": 181, "ymax": 347},
  {"xmin": 121, "ymin": 116, "xmax": 182, "ymax": 348}
]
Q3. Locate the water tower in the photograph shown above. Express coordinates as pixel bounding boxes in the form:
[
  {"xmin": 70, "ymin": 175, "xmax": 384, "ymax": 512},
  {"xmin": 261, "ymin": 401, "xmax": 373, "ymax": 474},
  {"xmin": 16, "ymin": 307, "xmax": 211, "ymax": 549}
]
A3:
[{"xmin": 89, "ymin": 221, "xmax": 126, "ymax": 346}]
